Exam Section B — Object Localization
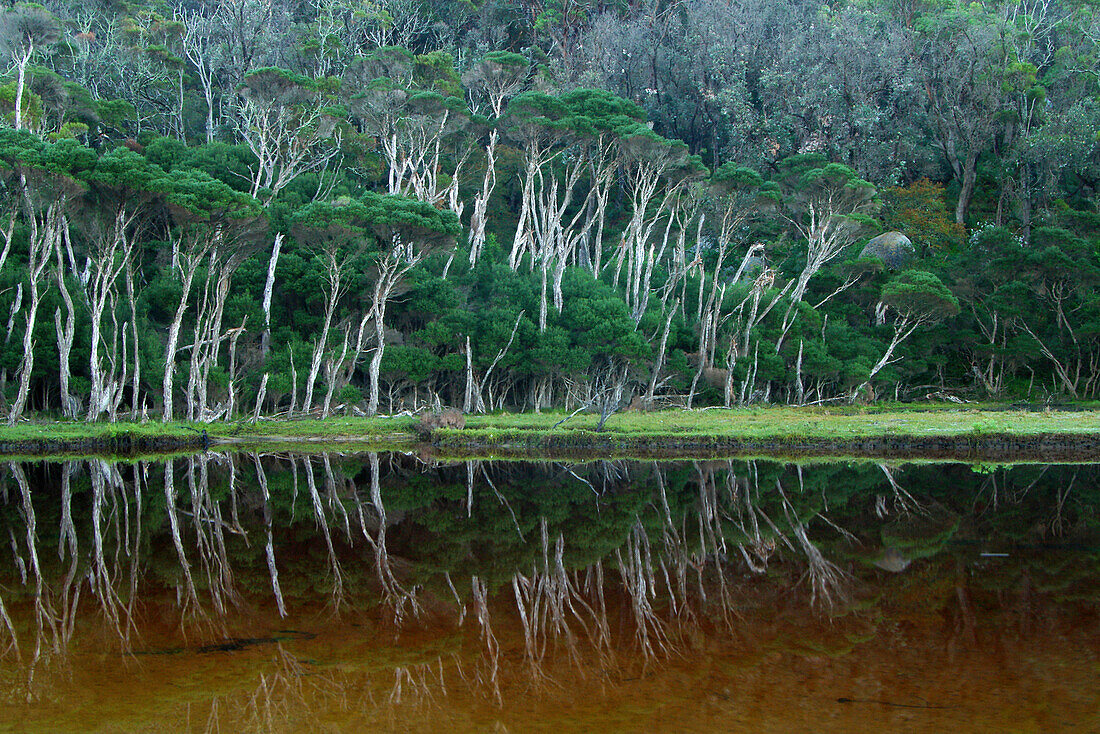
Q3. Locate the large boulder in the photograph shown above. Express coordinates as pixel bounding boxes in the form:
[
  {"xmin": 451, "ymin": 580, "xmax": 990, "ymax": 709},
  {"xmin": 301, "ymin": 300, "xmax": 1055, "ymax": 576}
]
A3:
[
  {"xmin": 415, "ymin": 408, "xmax": 465, "ymax": 437},
  {"xmin": 861, "ymin": 231, "xmax": 915, "ymax": 269}
]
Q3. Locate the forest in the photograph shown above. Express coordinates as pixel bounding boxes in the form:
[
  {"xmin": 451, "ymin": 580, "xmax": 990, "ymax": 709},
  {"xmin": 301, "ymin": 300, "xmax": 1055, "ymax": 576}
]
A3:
[{"xmin": 0, "ymin": 0, "xmax": 1098, "ymax": 423}]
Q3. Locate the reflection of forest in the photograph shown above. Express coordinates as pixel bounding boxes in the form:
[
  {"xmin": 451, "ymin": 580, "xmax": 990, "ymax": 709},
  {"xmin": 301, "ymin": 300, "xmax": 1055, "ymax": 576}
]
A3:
[{"xmin": 0, "ymin": 455, "xmax": 1098, "ymax": 731}]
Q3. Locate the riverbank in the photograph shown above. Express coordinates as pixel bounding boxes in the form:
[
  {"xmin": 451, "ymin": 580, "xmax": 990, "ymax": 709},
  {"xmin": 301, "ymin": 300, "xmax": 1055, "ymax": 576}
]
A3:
[
  {"xmin": 431, "ymin": 406, "xmax": 1100, "ymax": 461},
  {"xmin": 3, "ymin": 404, "xmax": 1100, "ymax": 460}
]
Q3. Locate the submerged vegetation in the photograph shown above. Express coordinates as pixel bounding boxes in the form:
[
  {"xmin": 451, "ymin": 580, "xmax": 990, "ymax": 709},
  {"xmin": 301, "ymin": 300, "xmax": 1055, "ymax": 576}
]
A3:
[{"xmin": 0, "ymin": 0, "xmax": 1096, "ymax": 428}]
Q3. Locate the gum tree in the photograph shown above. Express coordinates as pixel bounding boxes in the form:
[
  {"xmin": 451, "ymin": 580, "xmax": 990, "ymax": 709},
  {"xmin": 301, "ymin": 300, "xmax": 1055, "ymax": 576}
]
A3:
[
  {"xmin": 765, "ymin": 154, "xmax": 875, "ymax": 351},
  {"xmin": 293, "ymin": 193, "xmax": 460, "ymax": 416},
  {"xmin": 462, "ymin": 52, "xmax": 528, "ymax": 266},
  {"xmin": 853, "ymin": 270, "xmax": 959, "ymax": 401},
  {"xmin": 0, "ymin": 3, "xmax": 62, "ymax": 131},
  {"xmin": 233, "ymin": 67, "xmax": 339, "ymax": 355},
  {"xmin": 0, "ymin": 132, "xmax": 92, "ymax": 424},
  {"xmin": 161, "ymin": 171, "xmax": 263, "ymax": 421}
]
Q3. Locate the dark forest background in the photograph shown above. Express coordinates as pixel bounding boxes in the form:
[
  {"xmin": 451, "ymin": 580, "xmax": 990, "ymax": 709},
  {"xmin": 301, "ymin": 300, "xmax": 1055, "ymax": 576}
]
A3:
[{"xmin": 0, "ymin": 0, "xmax": 1098, "ymax": 421}]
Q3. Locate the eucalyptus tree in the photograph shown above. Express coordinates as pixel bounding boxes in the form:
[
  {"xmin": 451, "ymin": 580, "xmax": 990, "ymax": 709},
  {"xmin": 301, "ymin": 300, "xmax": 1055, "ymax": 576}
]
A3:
[
  {"xmin": 992, "ymin": 2, "xmax": 1089, "ymax": 242},
  {"xmin": 946, "ymin": 225, "xmax": 1028, "ymax": 396},
  {"xmin": 514, "ymin": 89, "xmax": 648, "ymax": 330},
  {"xmin": 909, "ymin": 3, "xmax": 1004, "ymax": 225},
  {"xmin": 397, "ymin": 91, "xmax": 472, "ymax": 211},
  {"xmin": 344, "ymin": 49, "xmax": 473, "ymax": 213},
  {"xmin": 53, "ymin": 17, "xmax": 144, "ymax": 134},
  {"xmin": 500, "ymin": 89, "xmax": 641, "ymax": 330},
  {"xmin": 293, "ymin": 193, "xmax": 460, "ymax": 415},
  {"xmin": 161, "ymin": 171, "xmax": 264, "ymax": 421},
  {"xmin": 115, "ymin": 9, "xmax": 190, "ymax": 138},
  {"xmin": 765, "ymin": 154, "xmax": 876, "ymax": 352},
  {"xmin": 853, "ymin": 270, "xmax": 959, "ymax": 401},
  {"xmin": 554, "ymin": 89, "xmax": 644, "ymax": 281},
  {"xmin": 54, "ymin": 7, "xmax": 190, "ymax": 137},
  {"xmin": 361, "ymin": 193, "xmax": 460, "ymax": 414},
  {"xmin": 0, "ymin": 132, "xmax": 93, "ymax": 424},
  {"xmin": 178, "ymin": 4, "xmax": 233, "ymax": 144},
  {"xmin": 463, "ymin": 51, "xmax": 528, "ymax": 266},
  {"xmin": 184, "ymin": 215, "xmax": 267, "ymax": 422},
  {"xmin": 688, "ymin": 164, "xmax": 786, "ymax": 407},
  {"xmin": 233, "ymin": 67, "xmax": 339, "ymax": 355},
  {"xmin": 501, "ymin": 91, "xmax": 572, "ymax": 273},
  {"xmin": 614, "ymin": 125, "xmax": 707, "ymax": 322},
  {"xmin": 218, "ymin": 0, "xmax": 285, "ymax": 78},
  {"xmin": 235, "ymin": 68, "xmax": 339, "ymax": 201},
  {"xmin": 289, "ymin": 198, "xmax": 373, "ymax": 417},
  {"xmin": 1014, "ymin": 227, "xmax": 1100, "ymax": 398},
  {"xmin": 75, "ymin": 149, "xmax": 170, "ymax": 421},
  {"xmin": 550, "ymin": 0, "xmax": 743, "ymax": 164},
  {"xmin": 0, "ymin": 3, "xmax": 62, "ymax": 132}
]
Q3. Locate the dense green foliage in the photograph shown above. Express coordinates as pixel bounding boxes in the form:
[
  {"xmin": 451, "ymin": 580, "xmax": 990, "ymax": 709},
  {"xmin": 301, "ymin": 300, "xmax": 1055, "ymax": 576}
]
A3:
[{"xmin": 0, "ymin": 0, "xmax": 1097, "ymax": 422}]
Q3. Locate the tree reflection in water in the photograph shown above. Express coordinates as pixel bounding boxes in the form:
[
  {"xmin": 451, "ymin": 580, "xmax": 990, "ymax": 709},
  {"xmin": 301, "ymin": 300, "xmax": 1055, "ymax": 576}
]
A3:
[{"xmin": 0, "ymin": 454, "xmax": 1096, "ymax": 729}]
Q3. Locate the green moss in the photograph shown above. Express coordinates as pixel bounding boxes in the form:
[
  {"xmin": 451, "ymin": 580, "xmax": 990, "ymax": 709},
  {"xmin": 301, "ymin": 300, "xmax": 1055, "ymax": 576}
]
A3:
[{"xmin": 3, "ymin": 404, "xmax": 1100, "ymax": 459}]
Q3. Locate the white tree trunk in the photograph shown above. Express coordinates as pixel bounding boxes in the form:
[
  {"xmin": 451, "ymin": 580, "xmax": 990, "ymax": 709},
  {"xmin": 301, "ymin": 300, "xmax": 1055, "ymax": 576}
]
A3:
[
  {"xmin": 303, "ymin": 267, "xmax": 340, "ymax": 416},
  {"xmin": 260, "ymin": 232, "xmax": 283, "ymax": 357},
  {"xmin": 13, "ymin": 50, "xmax": 31, "ymax": 131},
  {"xmin": 162, "ymin": 263, "xmax": 198, "ymax": 422}
]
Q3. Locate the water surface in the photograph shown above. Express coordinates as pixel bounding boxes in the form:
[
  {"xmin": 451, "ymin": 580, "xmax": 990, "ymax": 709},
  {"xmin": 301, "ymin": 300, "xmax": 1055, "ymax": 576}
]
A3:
[{"xmin": 0, "ymin": 454, "xmax": 1097, "ymax": 732}]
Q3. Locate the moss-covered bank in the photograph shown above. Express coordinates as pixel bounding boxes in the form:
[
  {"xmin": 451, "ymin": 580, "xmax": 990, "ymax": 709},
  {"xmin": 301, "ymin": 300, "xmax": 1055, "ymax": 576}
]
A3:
[
  {"xmin": 2, "ymin": 405, "xmax": 1100, "ymax": 459},
  {"xmin": 430, "ymin": 428, "xmax": 1100, "ymax": 461}
]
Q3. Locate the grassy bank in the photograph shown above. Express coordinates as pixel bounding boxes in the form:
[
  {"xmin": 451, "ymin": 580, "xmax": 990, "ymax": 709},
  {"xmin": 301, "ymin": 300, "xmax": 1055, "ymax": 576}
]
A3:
[
  {"xmin": 457, "ymin": 404, "xmax": 1100, "ymax": 440},
  {"xmin": 2, "ymin": 404, "xmax": 1100, "ymax": 459},
  {"xmin": 0, "ymin": 415, "xmax": 419, "ymax": 457},
  {"xmin": 435, "ymin": 406, "xmax": 1100, "ymax": 461}
]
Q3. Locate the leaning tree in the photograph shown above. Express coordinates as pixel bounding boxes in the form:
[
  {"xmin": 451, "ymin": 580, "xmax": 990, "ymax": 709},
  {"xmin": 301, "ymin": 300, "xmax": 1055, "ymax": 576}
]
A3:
[
  {"xmin": 853, "ymin": 270, "xmax": 959, "ymax": 401},
  {"xmin": 764, "ymin": 154, "xmax": 876, "ymax": 352}
]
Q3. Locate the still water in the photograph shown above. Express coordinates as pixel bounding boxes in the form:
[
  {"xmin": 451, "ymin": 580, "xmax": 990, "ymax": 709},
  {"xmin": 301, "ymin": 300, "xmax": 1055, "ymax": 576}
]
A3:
[{"xmin": 0, "ymin": 454, "xmax": 1096, "ymax": 732}]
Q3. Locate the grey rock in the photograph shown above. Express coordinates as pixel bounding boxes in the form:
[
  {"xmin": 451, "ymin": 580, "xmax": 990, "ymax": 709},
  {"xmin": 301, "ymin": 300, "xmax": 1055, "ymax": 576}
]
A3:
[{"xmin": 861, "ymin": 231, "xmax": 915, "ymax": 269}]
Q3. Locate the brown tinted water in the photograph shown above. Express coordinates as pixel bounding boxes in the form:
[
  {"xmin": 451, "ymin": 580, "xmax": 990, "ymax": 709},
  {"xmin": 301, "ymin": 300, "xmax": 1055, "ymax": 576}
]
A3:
[{"xmin": 0, "ymin": 456, "xmax": 1097, "ymax": 732}]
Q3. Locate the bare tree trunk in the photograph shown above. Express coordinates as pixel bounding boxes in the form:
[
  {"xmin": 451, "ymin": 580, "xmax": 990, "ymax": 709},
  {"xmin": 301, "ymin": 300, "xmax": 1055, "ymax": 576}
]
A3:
[
  {"xmin": 10, "ymin": 190, "xmax": 69, "ymax": 423},
  {"xmin": 198, "ymin": 269, "xmax": 232, "ymax": 419},
  {"xmin": 8, "ymin": 215, "xmax": 53, "ymax": 424},
  {"xmin": 469, "ymin": 130, "xmax": 498, "ymax": 266},
  {"xmin": 645, "ymin": 301, "xmax": 678, "ymax": 405},
  {"xmin": 851, "ymin": 315, "xmax": 921, "ymax": 402},
  {"xmin": 54, "ymin": 228, "xmax": 78, "ymax": 419},
  {"xmin": 794, "ymin": 339, "xmax": 805, "ymax": 406},
  {"xmin": 304, "ymin": 266, "xmax": 341, "ymax": 415},
  {"xmin": 125, "ymin": 260, "xmax": 141, "ymax": 419},
  {"xmin": 162, "ymin": 248, "xmax": 199, "ymax": 422},
  {"xmin": 321, "ymin": 324, "xmax": 350, "ymax": 417},
  {"xmin": 86, "ymin": 215, "xmax": 129, "ymax": 421},
  {"xmin": 260, "ymin": 233, "xmax": 283, "ymax": 358},
  {"xmin": 955, "ymin": 150, "xmax": 978, "ymax": 225},
  {"xmin": 13, "ymin": 49, "xmax": 31, "ymax": 131},
  {"xmin": 184, "ymin": 277, "xmax": 211, "ymax": 421},
  {"xmin": 464, "ymin": 336, "xmax": 474, "ymax": 413},
  {"xmin": 368, "ymin": 313, "xmax": 386, "ymax": 416},
  {"xmin": 288, "ymin": 349, "xmax": 299, "ymax": 416},
  {"xmin": 252, "ymin": 373, "xmax": 268, "ymax": 422},
  {"xmin": 226, "ymin": 320, "xmax": 245, "ymax": 419}
]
